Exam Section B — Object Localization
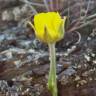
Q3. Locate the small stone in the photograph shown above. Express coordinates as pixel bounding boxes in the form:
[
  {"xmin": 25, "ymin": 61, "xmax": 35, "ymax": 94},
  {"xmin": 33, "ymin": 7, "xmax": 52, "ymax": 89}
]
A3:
[
  {"xmin": 77, "ymin": 65, "xmax": 82, "ymax": 69},
  {"xmin": 34, "ymin": 84, "xmax": 44, "ymax": 95},
  {"xmin": 84, "ymin": 54, "xmax": 90, "ymax": 61},
  {"xmin": 13, "ymin": 7, "xmax": 21, "ymax": 21},
  {"xmin": 87, "ymin": 37, "xmax": 91, "ymax": 40},
  {"xmin": 79, "ymin": 80, "xmax": 87, "ymax": 85},
  {"xmin": 74, "ymin": 76, "xmax": 80, "ymax": 81},
  {"xmin": 2, "ymin": 10, "xmax": 14, "ymax": 21},
  {"xmin": 93, "ymin": 60, "xmax": 96, "ymax": 64},
  {"xmin": 91, "ymin": 53, "xmax": 95, "ymax": 57},
  {"xmin": 76, "ymin": 84, "xmax": 80, "ymax": 88},
  {"xmin": 82, "ymin": 71, "xmax": 88, "ymax": 77},
  {"xmin": 14, "ymin": 60, "xmax": 22, "ymax": 68},
  {"xmin": 0, "ymin": 35, "xmax": 5, "ymax": 42},
  {"xmin": 84, "ymin": 64, "xmax": 87, "ymax": 68},
  {"xmin": 28, "ymin": 49, "xmax": 35, "ymax": 53},
  {"xmin": 60, "ymin": 76, "xmax": 69, "ymax": 85},
  {"xmin": 89, "ymin": 77, "xmax": 92, "ymax": 81},
  {"xmin": 5, "ymin": 51, "xmax": 13, "ymax": 59},
  {"xmin": 71, "ymin": 46, "xmax": 76, "ymax": 49}
]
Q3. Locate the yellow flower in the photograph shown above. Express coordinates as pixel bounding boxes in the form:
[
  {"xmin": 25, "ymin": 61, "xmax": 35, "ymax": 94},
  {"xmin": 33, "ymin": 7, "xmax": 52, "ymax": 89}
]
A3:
[{"xmin": 29, "ymin": 12, "xmax": 66, "ymax": 43}]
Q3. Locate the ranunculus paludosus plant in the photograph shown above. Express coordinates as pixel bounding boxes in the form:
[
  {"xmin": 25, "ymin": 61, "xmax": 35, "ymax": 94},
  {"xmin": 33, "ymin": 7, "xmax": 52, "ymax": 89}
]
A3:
[{"xmin": 28, "ymin": 12, "xmax": 66, "ymax": 96}]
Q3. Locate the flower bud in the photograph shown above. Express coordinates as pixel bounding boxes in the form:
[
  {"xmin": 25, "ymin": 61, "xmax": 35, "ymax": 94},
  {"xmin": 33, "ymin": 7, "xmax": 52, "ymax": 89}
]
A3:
[{"xmin": 30, "ymin": 12, "xmax": 66, "ymax": 43}]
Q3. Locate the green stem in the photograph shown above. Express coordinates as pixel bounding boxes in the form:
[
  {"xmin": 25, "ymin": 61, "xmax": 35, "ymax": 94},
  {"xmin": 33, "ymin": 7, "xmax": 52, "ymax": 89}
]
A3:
[{"xmin": 48, "ymin": 43, "xmax": 57, "ymax": 96}]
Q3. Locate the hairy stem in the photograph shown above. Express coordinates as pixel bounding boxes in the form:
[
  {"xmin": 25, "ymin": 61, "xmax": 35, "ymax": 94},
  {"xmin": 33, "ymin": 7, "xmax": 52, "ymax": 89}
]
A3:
[{"xmin": 48, "ymin": 43, "xmax": 57, "ymax": 96}]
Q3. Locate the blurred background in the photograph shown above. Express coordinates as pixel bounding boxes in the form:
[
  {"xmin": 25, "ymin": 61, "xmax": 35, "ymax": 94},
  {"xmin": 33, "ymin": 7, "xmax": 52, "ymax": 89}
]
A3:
[{"xmin": 0, "ymin": 0, "xmax": 96, "ymax": 96}]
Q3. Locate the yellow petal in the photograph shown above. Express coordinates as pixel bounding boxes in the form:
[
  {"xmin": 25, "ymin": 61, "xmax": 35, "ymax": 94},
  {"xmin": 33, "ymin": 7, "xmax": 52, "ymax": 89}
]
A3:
[
  {"xmin": 58, "ymin": 16, "xmax": 67, "ymax": 40},
  {"xmin": 52, "ymin": 12, "xmax": 62, "ymax": 31},
  {"xmin": 34, "ymin": 13, "xmax": 46, "ymax": 40},
  {"xmin": 33, "ymin": 12, "xmax": 67, "ymax": 43}
]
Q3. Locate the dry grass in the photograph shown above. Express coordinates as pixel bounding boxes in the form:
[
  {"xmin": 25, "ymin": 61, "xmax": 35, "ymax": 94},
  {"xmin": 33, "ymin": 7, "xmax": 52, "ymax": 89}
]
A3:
[{"xmin": 20, "ymin": 0, "xmax": 96, "ymax": 33}]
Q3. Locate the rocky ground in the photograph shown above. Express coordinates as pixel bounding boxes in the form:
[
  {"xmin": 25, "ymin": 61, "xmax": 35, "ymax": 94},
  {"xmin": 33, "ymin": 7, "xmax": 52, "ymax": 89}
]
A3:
[{"xmin": 0, "ymin": 0, "xmax": 96, "ymax": 96}]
